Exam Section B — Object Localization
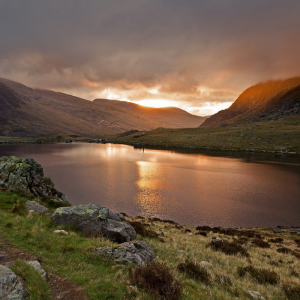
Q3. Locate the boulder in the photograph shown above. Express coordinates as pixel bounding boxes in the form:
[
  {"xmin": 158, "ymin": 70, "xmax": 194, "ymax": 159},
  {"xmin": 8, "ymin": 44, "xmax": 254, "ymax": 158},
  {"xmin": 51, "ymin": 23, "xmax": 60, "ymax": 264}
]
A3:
[
  {"xmin": 0, "ymin": 156, "xmax": 67, "ymax": 202},
  {"xmin": 25, "ymin": 200, "xmax": 51, "ymax": 214},
  {"xmin": 247, "ymin": 290, "xmax": 265, "ymax": 299},
  {"xmin": 0, "ymin": 265, "xmax": 28, "ymax": 300},
  {"xmin": 25, "ymin": 260, "xmax": 46, "ymax": 279},
  {"xmin": 53, "ymin": 230, "xmax": 68, "ymax": 235},
  {"xmin": 94, "ymin": 240, "xmax": 155, "ymax": 266},
  {"xmin": 51, "ymin": 204, "xmax": 136, "ymax": 243}
]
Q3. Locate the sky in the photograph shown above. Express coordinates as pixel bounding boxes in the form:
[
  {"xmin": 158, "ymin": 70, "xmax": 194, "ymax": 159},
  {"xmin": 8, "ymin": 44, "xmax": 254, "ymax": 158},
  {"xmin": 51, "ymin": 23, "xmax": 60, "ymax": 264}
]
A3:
[{"xmin": 0, "ymin": 0, "xmax": 300, "ymax": 116}]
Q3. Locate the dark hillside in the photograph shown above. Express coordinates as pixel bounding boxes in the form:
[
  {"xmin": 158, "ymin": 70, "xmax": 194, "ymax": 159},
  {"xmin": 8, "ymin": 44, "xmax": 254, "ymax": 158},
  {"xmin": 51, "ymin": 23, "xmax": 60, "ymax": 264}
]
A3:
[{"xmin": 201, "ymin": 77, "xmax": 300, "ymax": 127}]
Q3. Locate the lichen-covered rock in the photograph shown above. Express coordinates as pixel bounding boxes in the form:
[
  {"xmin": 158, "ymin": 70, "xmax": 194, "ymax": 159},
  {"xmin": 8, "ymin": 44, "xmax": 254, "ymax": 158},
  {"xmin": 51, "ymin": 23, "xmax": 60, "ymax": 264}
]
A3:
[
  {"xmin": 51, "ymin": 204, "xmax": 136, "ymax": 243},
  {"xmin": 0, "ymin": 265, "xmax": 28, "ymax": 300},
  {"xmin": 0, "ymin": 156, "xmax": 67, "ymax": 202},
  {"xmin": 94, "ymin": 240, "xmax": 155, "ymax": 266},
  {"xmin": 25, "ymin": 200, "xmax": 51, "ymax": 214}
]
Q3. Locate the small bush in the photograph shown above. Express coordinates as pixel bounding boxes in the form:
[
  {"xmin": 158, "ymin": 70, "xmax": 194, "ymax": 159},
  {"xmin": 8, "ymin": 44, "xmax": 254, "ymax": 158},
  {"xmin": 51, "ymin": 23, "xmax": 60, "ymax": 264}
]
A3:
[
  {"xmin": 294, "ymin": 239, "xmax": 300, "ymax": 247},
  {"xmin": 220, "ymin": 229, "xmax": 236, "ymax": 236},
  {"xmin": 269, "ymin": 260, "xmax": 279, "ymax": 266},
  {"xmin": 129, "ymin": 221, "xmax": 158, "ymax": 238},
  {"xmin": 44, "ymin": 176, "xmax": 54, "ymax": 187},
  {"xmin": 209, "ymin": 241, "xmax": 249, "ymax": 257},
  {"xmin": 129, "ymin": 262, "xmax": 182, "ymax": 300},
  {"xmin": 184, "ymin": 228, "xmax": 191, "ymax": 233},
  {"xmin": 195, "ymin": 231, "xmax": 207, "ymax": 237},
  {"xmin": 282, "ymin": 282, "xmax": 300, "ymax": 300},
  {"xmin": 11, "ymin": 259, "xmax": 51, "ymax": 300},
  {"xmin": 237, "ymin": 265, "xmax": 280, "ymax": 285},
  {"xmin": 293, "ymin": 252, "xmax": 300, "ymax": 259},
  {"xmin": 269, "ymin": 237, "xmax": 284, "ymax": 243},
  {"xmin": 129, "ymin": 221, "xmax": 146, "ymax": 236},
  {"xmin": 196, "ymin": 226, "xmax": 211, "ymax": 232},
  {"xmin": 4, "ymin": 222, "xmax": 13, "ymax": 228},
  {"xmin": 11, "ymin": 199, "xmax": 27, "ymax": 215},
  {"xmin": 252, "ymin": 238, "xmax": 270, "ymax": 248},
  {"xmin": 177, "ymin": 260, "xmax": 211, "ymax": 285},
  {"xmin": 277, "ymin": 247, "xmax": 292, "ymax": 254}
]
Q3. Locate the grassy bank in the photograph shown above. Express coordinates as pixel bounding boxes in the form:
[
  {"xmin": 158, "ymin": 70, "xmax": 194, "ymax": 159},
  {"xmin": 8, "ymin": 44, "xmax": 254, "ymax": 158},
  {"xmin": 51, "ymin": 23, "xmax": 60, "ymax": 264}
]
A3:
[
  {"xmin": 104, "ymin": 115, "xmax": 300, "ymax": 154},
  {"xmin": 1, "ymin": 116, "xmax": 300, "ymax": 156},
  {"xmin": 0, "ymin": 191, "xmax": 300, "ymax": 299}
]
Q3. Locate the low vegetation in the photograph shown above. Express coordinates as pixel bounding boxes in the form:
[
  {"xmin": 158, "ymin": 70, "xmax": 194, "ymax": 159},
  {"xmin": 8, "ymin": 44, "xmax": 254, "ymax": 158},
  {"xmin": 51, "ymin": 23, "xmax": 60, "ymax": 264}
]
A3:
[
  {"xmin": 177, "ymin": 260, "xmax": 211, "ymax": 285},
  {"xmin": 104, "ymin": 115, "xmax": 300, "ymax": 154},
  {"xmin": 237, "ymin": 265, "xmax": 280, "ymax": 285},
  {"xmin": 129, "ymin": 261, "xmax": 182, "ymax": 300},
  {"xmin": 0, "ymin": 190, "xmax": 300, "ymax": 299}
]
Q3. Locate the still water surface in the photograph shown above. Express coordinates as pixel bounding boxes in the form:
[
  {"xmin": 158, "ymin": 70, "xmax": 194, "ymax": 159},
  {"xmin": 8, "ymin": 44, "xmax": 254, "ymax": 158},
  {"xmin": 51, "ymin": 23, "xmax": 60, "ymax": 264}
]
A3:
[{"xmin": 0, "ymin": 143, "xmax": 300, "ymax": 228}]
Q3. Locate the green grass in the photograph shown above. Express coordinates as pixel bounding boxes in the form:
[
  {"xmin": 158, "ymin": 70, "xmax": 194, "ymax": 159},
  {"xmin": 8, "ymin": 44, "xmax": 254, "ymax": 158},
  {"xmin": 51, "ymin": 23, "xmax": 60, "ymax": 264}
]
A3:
[
  {"xmin": 0, "ymin": 190, "xmax": 300, "ymax": 299},
  {"xmin": 104, "ymin": 115, "xmax": 300, "ymax": 154},
  {"xmin": 11, "ymin": 259, "xmax": 51, "ymax": 300}
]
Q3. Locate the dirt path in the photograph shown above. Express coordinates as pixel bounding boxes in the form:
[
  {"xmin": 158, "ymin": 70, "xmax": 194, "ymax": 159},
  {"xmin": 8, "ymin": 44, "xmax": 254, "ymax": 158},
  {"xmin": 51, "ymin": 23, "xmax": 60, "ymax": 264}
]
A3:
[{"xmin": 0, "ymin": 236, "xmax": 88, "ymax": 300}]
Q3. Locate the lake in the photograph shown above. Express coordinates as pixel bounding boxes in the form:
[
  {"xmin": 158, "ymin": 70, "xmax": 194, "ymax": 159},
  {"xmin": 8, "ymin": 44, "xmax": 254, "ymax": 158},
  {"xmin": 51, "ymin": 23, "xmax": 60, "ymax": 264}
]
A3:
[{"xmin": 0, "ymin": 143, "xmax": 300, "ymax": 228}]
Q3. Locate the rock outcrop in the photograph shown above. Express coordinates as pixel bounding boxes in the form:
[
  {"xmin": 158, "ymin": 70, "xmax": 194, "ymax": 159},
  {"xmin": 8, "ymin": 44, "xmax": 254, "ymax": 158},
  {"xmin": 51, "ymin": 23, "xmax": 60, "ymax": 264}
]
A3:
[
  {"xmin": 25, "ymin": 200, "xmax": 51, "ymax": 214},
  {"xmin": 0, "ymin": 265, "xmax": 28, "ymax": 300},
  {"xmin": 0, "ymin": 156, "xmax": 67, "ymax": 202},
  {"xmin": 51, "ymin": 204, "xmax": 136, "ymax": 243},
  {"xmin": 94, "ymin": 240, "xmax": 155, "ymax": 266}
]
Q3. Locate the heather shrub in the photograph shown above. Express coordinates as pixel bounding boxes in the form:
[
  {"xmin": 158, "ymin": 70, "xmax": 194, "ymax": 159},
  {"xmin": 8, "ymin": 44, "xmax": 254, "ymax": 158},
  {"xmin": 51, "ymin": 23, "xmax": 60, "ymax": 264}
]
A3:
[
  {"xmin": 277, "ymin": 247, "xmax": 292, "ymax": 254},
  {"xmin": 282, "ymin": 282, "xmax": 300, "ymax": 300},
  {"xmin": 269, "ymin": 237, "xmax": 284, "ymax": 243},
  {"xmin": 237, "ymin": 265, "xmax": 280, "ymax": 285},
  {"xmin": 252, "ymin": 238, "xmax": 271, "ymax": 248},
  {"xmin": 209, "ymin": 241, "xmax": 249, "ymax": 257},
  {"xmin": 177, "ymin": 260, "xmax": 211, "ymax": 285},
  {"xmin": 129, "ymin": 262, "xmax": 182, "ymax": 300}
]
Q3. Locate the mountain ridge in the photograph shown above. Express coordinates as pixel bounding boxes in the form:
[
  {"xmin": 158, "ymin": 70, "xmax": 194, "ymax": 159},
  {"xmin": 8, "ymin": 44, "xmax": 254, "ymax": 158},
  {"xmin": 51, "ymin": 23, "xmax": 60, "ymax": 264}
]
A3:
[
  {"xmin": 201, "ymin": 76, "xmax": 300, "ymax": 127},
  {"xmin": 0, "ymin": 78, "xmax": 206, "ymax": 137}
]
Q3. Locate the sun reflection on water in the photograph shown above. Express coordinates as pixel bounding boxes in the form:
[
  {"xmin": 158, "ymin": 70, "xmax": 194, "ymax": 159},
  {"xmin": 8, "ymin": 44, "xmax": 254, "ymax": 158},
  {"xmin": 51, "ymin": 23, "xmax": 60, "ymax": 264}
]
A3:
[{"xmin": 134, "ymin": 161, "xmax": 165, "ymax": 217}]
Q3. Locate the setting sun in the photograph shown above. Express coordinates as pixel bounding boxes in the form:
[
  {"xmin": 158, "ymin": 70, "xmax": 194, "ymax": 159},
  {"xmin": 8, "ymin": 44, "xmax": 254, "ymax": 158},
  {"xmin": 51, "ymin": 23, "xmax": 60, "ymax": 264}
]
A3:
[{"xmin": 135, "ymin": 99, "xmax": 178, "ymax": 108}]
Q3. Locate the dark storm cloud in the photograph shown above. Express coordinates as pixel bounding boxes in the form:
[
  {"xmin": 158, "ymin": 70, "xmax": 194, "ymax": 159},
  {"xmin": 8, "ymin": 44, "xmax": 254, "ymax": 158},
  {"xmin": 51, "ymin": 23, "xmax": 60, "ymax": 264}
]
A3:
[{"xmin": 0, "ymin": 0, "xmax": 300, "ymax": 114}]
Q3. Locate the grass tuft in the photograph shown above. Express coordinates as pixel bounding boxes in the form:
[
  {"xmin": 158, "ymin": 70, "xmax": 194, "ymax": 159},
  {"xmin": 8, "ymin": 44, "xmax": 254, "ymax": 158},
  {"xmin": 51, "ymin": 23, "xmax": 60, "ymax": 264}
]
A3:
[{"xmin": 177, "ymin": 260, "xmax": 211, "ymax": 285}]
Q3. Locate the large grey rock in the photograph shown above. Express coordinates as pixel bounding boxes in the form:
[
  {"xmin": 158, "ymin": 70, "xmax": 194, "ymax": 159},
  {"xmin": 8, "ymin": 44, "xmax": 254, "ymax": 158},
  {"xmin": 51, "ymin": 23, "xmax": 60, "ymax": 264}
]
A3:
[
  {"xmin": 51, "ymin": 204, "xmax": 136, "ymax": 243},
  {"xmin": 0, "ymin": 265, "xmax": 28, "ymax": 300},
  {"xmin": 0, "ymin": 156, "xmax": 67, "ymax": 202},
  {"xmin": 25, "ymin": 200, "xmax": 51, "ymax": 214},
  {"xmin": 94, "ymin": 240, "xmax": 155, "ymax": 266}
]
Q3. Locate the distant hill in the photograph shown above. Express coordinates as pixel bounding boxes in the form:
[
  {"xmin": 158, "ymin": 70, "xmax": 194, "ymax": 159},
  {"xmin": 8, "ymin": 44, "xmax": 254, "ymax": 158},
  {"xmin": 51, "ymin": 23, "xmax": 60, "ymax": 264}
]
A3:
[
  {"xmin": 0, "ymin": 79, "xmax": 206, "ymax": 137},
  {"xmin": 201, "ymin": 77, "xmax": 300, "ymax": 127},
  {"xmin": 94, "ymin": 99, "xmax": 207, "ymax": 128}
]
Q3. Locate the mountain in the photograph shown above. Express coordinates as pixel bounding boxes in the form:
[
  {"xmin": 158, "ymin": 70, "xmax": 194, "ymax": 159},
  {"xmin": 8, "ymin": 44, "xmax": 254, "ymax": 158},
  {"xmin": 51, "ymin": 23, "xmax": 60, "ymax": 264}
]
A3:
[
  {"xmin": 94, "ymin": 99, "xmax": 207, "ymax": 128},
  {"xmin": 201, "ymin": 77, "xmax": 300, "ymax": 127},
  {"xmin": 0, "ymin": 79, "xmax": 206, "ymax": 137}
]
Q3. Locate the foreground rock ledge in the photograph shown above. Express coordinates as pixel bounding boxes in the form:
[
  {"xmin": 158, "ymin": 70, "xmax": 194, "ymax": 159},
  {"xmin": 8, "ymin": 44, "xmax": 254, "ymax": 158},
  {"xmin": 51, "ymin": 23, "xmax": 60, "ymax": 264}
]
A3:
[
  {"xmin": 0, "ymin": 156, "xmax": 67, "ymax": 202},
  {"xmin": 51, "ymin": 204, "xmax": 136, "ymax": 243},
  {"xmin": 94, "ymin": 240, "xmax": 155, "ymax": 266}
]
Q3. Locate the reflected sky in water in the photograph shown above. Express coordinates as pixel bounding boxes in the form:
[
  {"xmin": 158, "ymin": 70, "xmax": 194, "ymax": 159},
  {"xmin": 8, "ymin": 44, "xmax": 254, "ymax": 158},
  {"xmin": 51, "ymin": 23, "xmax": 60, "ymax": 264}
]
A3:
[{"xmin": 0, "ymin": 143, "xmax": 300, "ymax": 227}]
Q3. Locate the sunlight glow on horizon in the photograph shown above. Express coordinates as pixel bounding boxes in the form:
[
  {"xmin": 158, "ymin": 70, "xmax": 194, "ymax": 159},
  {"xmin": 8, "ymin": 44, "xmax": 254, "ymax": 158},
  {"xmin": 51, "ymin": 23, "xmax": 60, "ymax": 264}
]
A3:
[{"xmin": 96, "ymin": 86, "xmax": 234, "ymax": 116}]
